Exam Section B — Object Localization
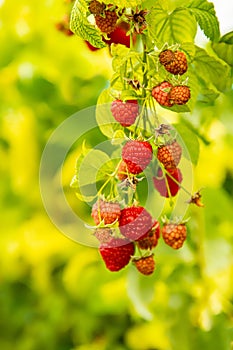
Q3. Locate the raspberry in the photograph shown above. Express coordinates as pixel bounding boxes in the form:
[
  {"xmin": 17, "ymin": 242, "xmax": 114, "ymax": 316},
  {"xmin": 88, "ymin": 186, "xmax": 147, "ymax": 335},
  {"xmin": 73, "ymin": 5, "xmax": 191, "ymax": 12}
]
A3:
[
  {"xmin": 89, "ymin": 0, "xmax": 106, "ymax": 15},
  {"xmin": 159, "ymin": 50, "xmax": 188, "ymax": 75},
  {"xmin": 159, "ymin": 49, "xmax": 174, "ymax": 66},
  {"xmin": 119, "ymin": 206, "xmax": 153, "ymax": 241},
  {"xmin": 85, "ymin": 40, "xmax": 100, "ymax": 51},
  {"xmin": 94, "ymin": 228, "xmax": 113, "ymax": 243},
  {"xmin": 162, "ymin": 223, "xmax": 187, "ymax": 249},
  {"xmin": 157, "ymin": 140, "xmax": 182, "ymax": 169},
  {"xmin": 153, "ymin": 167, "xmax": 183, "ymax": 198},
  {"xmin": 111, "ymin": 99, "xmax": 139, "ymax": 127},
  {"xmin": 99, "ymin": 238, "xmax": 135, "ymax": 271},
  {"xmin": 117, "ymin": 160, "xmax": 128, "ymax": 181},
  {"xmin": 91, "ymin": 199, "xmax": 121, "ymax": 225},
  {"xmin": 122, "ymin": 140, "xmax": 153, "ymax": 174},
  {"xmin": 152, "ymin": 81, "xmax": 174, "ymax": 107},
  {"xmin": 105, "ymin": 22, "xmax": 136, "ymax": 48},
  {"xmin": 137, "ymin": 220, "xmax": 160, "ymax": 250},
  {"xmin": 133, "ymin": 255, "xmax": 155, "ymax": 275},
  {"xmin": 170, "ymin": 85, "xmax": 191, "ymax": 105},
  {"xmin": 95, "ymin": 10, "xmax": 118, "ymax": 34}
]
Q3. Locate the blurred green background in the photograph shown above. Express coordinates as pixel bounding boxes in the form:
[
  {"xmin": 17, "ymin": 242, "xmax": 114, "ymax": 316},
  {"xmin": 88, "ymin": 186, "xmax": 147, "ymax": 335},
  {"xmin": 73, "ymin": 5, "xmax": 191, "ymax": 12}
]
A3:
[{"xmin": 0, "ymin": 1, "xmax": 233, "ymax": 349}]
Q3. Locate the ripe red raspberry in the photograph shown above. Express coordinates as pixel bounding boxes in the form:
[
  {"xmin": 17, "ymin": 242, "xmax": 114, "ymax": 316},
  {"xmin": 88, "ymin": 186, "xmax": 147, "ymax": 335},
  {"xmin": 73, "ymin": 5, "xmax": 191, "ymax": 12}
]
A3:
[
  {"xmin": 137, "ymin": 220, "xmax": 160, "ymax": 250},
  {"xmin": 89, "ymin": 0, "xmax": 106, "ymax": 15},
  {"xmin": 99, "ymin": 237, "xmax": 135, "ymax": 271},
  {"xmin": 119, "ymin": 206, "xmax": 153, "ymax": 241},
  {"xmin": 170, "ymin": 85, "xmax": 191, "ymax": 105},
  {"xmin": 153, "ymin": 167, "xmax": 183, "ymax": 198},
  {"xmin": 162, "ymin": 223, "xmax": 187, "ymax": 249},
  {"xmin": 122, "ymin": 140, "xmax": 153, "ymax": 174},
  {"xmin": 94, "ymin": 228, "xmax": 112, "ymax": 243},
  {"xmin": 133, "ymin": 255, "xmax": 155, "ymax": 275},
  {"xmin": 157, "ymin": 140, "xmax": 182, "ymax": 169},
  {"xmin": 105, "ymin": 22, "xmax": 136, "ymax": 48},
  {"xmin": 152, "ymin": 81, "xmax": 174, "ymax": 107},
  {"xmin": 111, "ymin": 99, "xmax": 139, "ymax": 127},
  {"xmin": 117, "ymin": 160, "xmax": 128, "ymax": 181},
  {"xmin": 159, "ymin": 50, "xmax": 188, "ymax": 75},
  {"xmin": 95, "ymin": 10, "xmax": 118, "ymax": 34},
  {"xmin": 91, "ymin": 199, "xmax": 121, "ymax": 225},
  {"xmin": 85, "ymin": 40, "xmax": 100, "ymax": 51}
]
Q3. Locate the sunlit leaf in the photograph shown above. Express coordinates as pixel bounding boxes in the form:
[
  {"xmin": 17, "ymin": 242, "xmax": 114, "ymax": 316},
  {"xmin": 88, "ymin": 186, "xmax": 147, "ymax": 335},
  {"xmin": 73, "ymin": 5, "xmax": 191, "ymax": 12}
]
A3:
[
  {"xmin": 186, "ymin": 0, "xmax": 220, "ymax": 42},
  {"xmin": 174, "ymin": 123, "xmax": 200, "ymax": 165},
  {"xmin": 70, "ymin": 0, "xmax": 106, "ymax": 48},
  {"xmin": 194, "ymin": 46, "xmax": 231, "ymax": 92},
  {"xmin": 147, "ymin": 4, "xmax": 197, "ymax": 45},
  {"xmin": 212, "ymin": 31, "xmax": 233, "ymax": 66}
]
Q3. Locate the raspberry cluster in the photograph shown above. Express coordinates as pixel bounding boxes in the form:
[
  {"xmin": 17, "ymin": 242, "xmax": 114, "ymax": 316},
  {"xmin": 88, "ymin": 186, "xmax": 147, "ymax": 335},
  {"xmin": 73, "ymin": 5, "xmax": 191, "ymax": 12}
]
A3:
[
  {"xmin": 89, "ymin": 131, "xmax": 190, "ymax": 275},
  {"xmin": 152, "ymin": 81, "xmax": 191, "ymax": 107},
  {"xmin": 68, "ymin": 6, "xmax": 202, "ymax": 276},
  {"xmin": 92, "ymin": 198, "xmax": 188, "ymax": 275},
  {"xmin": 151, "ymin": 49, "xmax": 190, "ymax": 108}
]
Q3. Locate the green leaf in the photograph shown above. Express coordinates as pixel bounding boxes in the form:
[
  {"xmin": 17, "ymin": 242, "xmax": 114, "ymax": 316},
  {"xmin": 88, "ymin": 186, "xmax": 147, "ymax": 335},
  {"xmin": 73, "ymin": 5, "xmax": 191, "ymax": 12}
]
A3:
[
  {"xmin": 70, "ymin": 0, "xmax": 106, "ymax": 48},
  {"xmin": 167, "ymin": 104, "xmax": 190, "ymax": 113},
  {"xmin": 147, "ymin": 4, "xmax": 197, "ymax": 45},
  {"xmin": 72, "ymin": 149, "xmax": 111, "ymax": 202},
  {"xmin": 197, "ymin": 88, "xmax": 219, "ymax": 105},
  {"xmin": 186, "ymin": 0, "xmax": 220, "ymax": 42},
  {"xmin": 194, "ymin": 46, "xmax": 231, "ymax": 93},
  {"xmin": 185, "ymin": 67, "xmax": 200, "ymax": 111},
  {"xmin": 212, "ymin": 31, "xmax": 233, "ymax": 66},
  {"xmin": 174, "ymin": 123, "xmax": 200, "ymax": 165},
  {"xmin": 181, "ymin": 42, "xmax": 196, "ymax": 60},
  {"xmin": 79, "ymin": 149, "xmax": 110, "ymax": 186}
]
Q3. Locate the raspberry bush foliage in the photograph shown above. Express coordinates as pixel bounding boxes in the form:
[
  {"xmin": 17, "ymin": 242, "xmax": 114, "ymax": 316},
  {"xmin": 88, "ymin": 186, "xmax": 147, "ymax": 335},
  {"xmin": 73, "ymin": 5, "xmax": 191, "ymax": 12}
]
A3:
[{"xmin": 70, "ymin": 0, "xmax": 232, "ymax": 275}]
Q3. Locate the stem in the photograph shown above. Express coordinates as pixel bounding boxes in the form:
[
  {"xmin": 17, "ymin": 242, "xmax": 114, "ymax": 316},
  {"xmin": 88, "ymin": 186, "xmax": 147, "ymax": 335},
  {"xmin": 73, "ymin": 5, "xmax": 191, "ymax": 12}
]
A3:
[
  {"xmin": 161, "ymin": 166, "xmax": 174, "ymax": 206},
  {"xmin": 164, "ymin": 167, "xmax": 192, "ymax": 197},
  {"xmin": 97, "ymin": 161, "xmax": 122, "ymax": 197},
  {"xmin": 141, "ymin": 34, "xmax": 148, "ymax": 100}
]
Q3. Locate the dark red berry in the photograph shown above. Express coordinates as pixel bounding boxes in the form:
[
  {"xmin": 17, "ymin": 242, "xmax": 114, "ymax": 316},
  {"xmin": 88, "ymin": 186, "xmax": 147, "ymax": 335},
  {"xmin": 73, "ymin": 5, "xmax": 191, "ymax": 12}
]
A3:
[
  {"xmin": 153, "ymin": 168, "xmax": 183, "ymax": 197},
  {"xmin": 159, "ymin": 50, "xmax": 188, "ymax": 75},
  {"xmin": 89, "ymin": 0, "xmax": 106, "ymax": 15},
  {"xmin": 85, "ymin": 41, "xmax": 100, "ymax": 51},
  {"xmin": 99, "ymin": 237, "xmax": 135, "ymax": 271},
  {"xmin": 157, "ymin": 140, "xmax": 182, "ymax": 169},
  {"xmin": 111, "ymin": 99, "xmax": 139, "ymax": 127},
  {"xmin": 170, "ymin": 85, "xmax": 191, "ymax": 105},
  {"xmin": 105, "ymin": 22, "xmax": 136, "ymax": 48},
  {"xmin": 95, "ymin": 10, "xmax": 118, "ymax": 34},
  {"xmin": 137, "ymin": 220, "xmax": 160, "ymax": 250},
  {"xmin": 162, "ymin": 223, "xmax": 187, "ymax": 249},
  {"xmin": 119, "ymin": 206, "xmax": 153, "ymax": 241},
  {"xmin": 152, "ymin": 81, "xmax": 174, "ymax": 107},
  {"xmin": 94, "ymin": 228, "xmax": 113, "ymax": 243},
  {"xmin": 122, "ymin": 140, "xmax": 153, "ymax": 174},
  {"xmin": 117, "ymin": 160, "xmax": 128, "ymax": 181},
  {"xmin": 91, "ymin": 199, "xmax": 121, "ymax": 225},
  {"xmin": 133, "ymin": 255, "xmax": 155, "ymax": 275}
]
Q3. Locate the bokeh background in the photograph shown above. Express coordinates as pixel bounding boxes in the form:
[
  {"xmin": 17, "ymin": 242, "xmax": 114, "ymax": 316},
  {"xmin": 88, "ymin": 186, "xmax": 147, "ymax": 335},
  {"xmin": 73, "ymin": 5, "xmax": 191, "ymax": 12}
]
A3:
[{"xmin": 0, "ymin": 1, "xmax": 233, "ymax": 349}]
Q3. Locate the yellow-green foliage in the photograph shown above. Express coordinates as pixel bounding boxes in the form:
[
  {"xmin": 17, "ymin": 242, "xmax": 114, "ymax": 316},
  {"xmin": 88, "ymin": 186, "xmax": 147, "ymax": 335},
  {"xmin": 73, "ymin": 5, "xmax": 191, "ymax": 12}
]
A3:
[{"xmin": 0, "ymin": 1, "xmax": 232, "ymax": 350}]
